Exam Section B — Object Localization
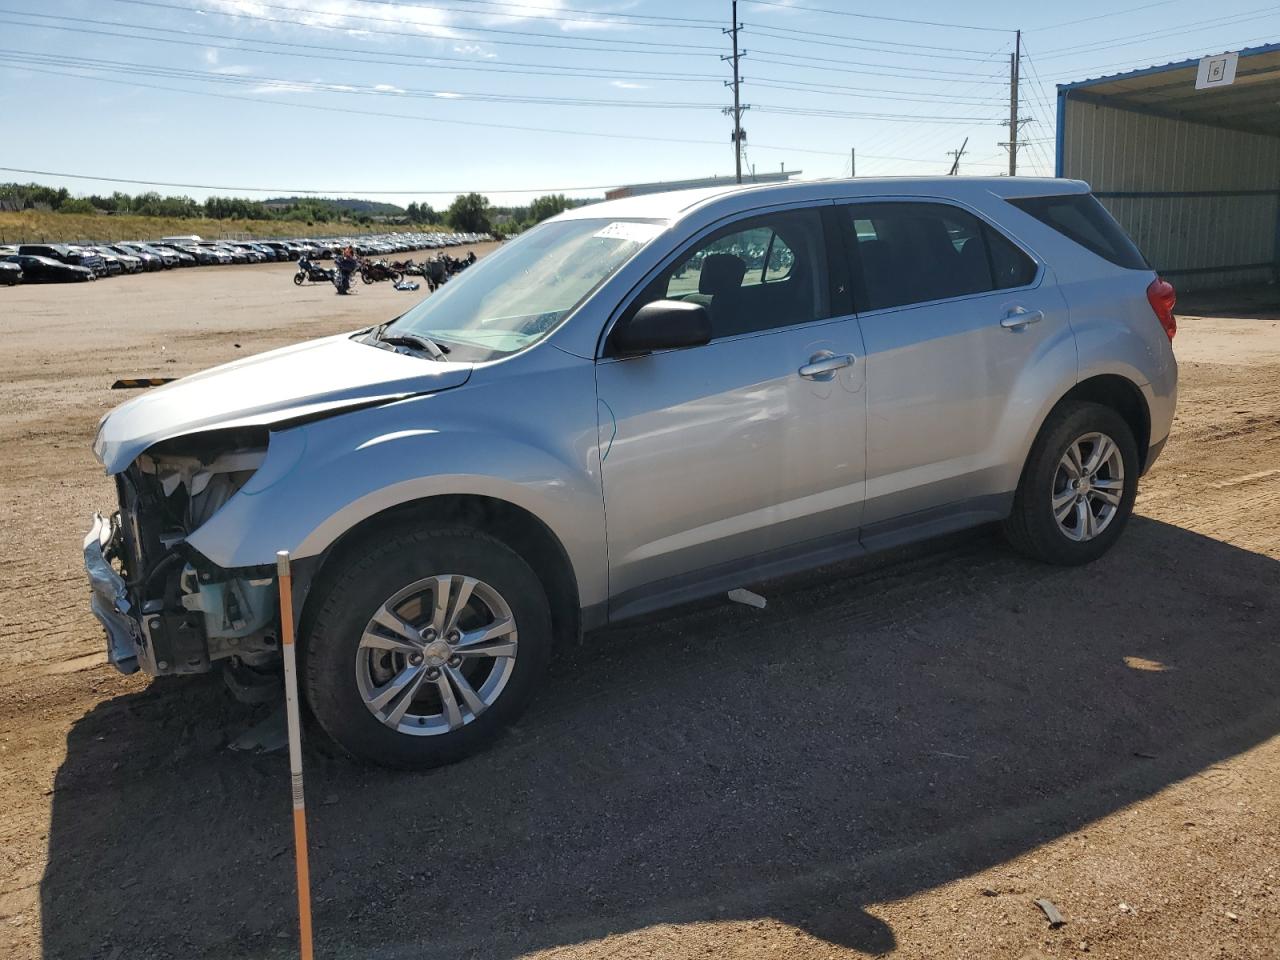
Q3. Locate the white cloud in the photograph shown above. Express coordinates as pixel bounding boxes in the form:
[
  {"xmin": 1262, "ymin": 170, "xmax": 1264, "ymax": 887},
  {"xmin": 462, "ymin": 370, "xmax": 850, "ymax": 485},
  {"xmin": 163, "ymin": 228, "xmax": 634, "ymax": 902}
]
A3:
[
  {"xmin": 610, "ymin": 80, "xmax": 648, "ymax": 90},
  {"xmin": 434, "ymin": 92, "xmax": 463, "ymax": 99},
  {"xmin": 374, "ymin": 83, "xmax": 405, "ymax": 93},
  {"xmin": 453, "ymin": 44, "xmax": 497, "ymax": 59},
  {"xmin": 204, "ymin": 48, "xmax": 219, "ymax": 65}
]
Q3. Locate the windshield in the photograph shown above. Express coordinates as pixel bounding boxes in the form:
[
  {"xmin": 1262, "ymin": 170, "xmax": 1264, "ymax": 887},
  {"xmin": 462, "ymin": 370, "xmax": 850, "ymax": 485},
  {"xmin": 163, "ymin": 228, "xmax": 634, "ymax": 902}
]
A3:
[{"xmin": 387, "ymin": 217, "xmax": 663, "ymax": 360}]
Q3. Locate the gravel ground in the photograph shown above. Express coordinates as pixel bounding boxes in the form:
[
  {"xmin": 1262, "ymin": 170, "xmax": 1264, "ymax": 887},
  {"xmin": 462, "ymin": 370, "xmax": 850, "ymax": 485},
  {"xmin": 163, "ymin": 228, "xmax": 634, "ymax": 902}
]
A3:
[{"xmin": 0, "ymin": 261, "xmax": 1277, "ymax": 960}]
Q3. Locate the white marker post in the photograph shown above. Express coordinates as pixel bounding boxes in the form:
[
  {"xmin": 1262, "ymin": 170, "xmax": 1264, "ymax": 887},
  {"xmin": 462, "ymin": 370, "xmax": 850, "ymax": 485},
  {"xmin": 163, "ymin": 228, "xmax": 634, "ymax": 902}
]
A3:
[{"xmin": 277, "ymin": 550, "xmax": 315, "ymax": 960}]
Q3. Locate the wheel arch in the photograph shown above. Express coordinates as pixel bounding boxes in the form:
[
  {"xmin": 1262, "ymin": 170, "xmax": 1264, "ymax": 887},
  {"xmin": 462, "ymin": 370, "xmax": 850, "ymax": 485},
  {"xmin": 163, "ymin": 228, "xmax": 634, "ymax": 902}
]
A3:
[
  {"xmin": 1050, "ymin": 374, "xmax": 1152, "ymax": 472},
  {"xmin": 299, "ymin": 493, "xmax": 582, "ymax": 651}
]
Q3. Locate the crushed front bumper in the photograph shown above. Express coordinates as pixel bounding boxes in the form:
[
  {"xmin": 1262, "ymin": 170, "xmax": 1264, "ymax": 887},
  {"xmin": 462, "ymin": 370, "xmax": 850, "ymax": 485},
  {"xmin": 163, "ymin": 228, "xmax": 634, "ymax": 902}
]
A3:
[{"xmin": 83, "ymin": 512, "xmax": 141, "ymax": 674}]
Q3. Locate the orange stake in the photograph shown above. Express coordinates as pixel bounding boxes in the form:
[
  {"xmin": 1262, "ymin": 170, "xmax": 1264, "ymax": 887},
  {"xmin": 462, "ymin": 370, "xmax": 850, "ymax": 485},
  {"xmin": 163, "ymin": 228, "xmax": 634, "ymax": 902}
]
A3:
[{"xmin": 277, "ymin": 551, "xmax": 315, "ymax": 960}]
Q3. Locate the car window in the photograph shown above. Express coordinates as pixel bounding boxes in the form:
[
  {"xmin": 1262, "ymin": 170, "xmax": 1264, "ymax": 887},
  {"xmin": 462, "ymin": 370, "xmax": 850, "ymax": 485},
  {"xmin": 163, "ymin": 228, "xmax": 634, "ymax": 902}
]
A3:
[
  {"xmin": 1008, "ymin": 193, "xmax": 1148, "ymax": 270},
  {"xmin": 646, "ymin": 208, "xmax": 830, "ymax": 340},
  {"xmin": 842, "ymin": 202, "xmax": 1036, "ymax": 311}
]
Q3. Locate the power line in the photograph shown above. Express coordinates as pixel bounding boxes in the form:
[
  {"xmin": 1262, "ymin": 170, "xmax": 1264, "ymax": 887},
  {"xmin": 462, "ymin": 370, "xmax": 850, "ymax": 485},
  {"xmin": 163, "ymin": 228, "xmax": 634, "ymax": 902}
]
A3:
[
  {"xmin": 749, "ymin": 79, "xmax": 1005, "ymax": 106},
  {"xmin": 0, "ymin": 60, "xmax": 850, "ymax": 158},
  {"xmin": 1035, "ymin": 7, "xmax": 1280, "ymax": 60},
  {"xmin": 2, "ymin": 7, "xmax": 722, "ymax": 59},
  {"xmin": 744, "ymin": 27, "xmax": 1004, "ymax": 62},
  {"xmin": 364, "ymin": 0, "xmax": 724, "ymax": 28},
  {"xmin": 0, "ymin": 51, "xmax": 728, "ymax": 109},
  {"xmin": 0, "ymin": 16, "xmax": 723, "ymax": 81},
  {"xmin": 0, "ymin": 166, "xmax": 619, "ymax": 196},
  {"xmin": 1030, "ymin": 0, "xmax": 1185, "ymax": 31},
  {"xmin": 750, "ymin": 46, "xmax": 1009, "ymax": 76},
  {"xmin": 740, "ymin": 0, "xmax": 1010, "ymax": 33},
  {"xmin": 103, "ymin": 0, "xmax": 728, "ymax": 52},
  {"xmin": 740, "ymin": 21, "xmax": 998, "ymax": 55}
]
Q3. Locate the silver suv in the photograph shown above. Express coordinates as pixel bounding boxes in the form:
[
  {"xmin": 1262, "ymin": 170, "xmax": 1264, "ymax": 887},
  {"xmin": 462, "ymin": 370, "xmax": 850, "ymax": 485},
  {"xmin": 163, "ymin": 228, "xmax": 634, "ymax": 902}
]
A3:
[{"xmin": 85, "ymin": 178, "xmax": 1177, "ymax": 767}]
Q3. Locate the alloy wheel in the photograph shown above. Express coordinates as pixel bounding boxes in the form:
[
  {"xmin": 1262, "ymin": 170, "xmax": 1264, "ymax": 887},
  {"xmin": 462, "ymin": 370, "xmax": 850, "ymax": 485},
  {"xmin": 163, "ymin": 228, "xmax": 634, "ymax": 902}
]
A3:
[
  {"xmin": 355, "ymin": 575, "xmax": 518, "ymax": 736},
  {"xmin": 1051, "ymin": 431, "xmax": 1125, "ymax": 542}
]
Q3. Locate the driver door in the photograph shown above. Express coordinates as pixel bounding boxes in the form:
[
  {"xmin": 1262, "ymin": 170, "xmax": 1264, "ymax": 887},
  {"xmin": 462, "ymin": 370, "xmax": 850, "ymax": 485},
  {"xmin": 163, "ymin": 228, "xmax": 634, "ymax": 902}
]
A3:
[{"xmin": 595, "ymin": 205, "xmax": 867, "ymax": 616}]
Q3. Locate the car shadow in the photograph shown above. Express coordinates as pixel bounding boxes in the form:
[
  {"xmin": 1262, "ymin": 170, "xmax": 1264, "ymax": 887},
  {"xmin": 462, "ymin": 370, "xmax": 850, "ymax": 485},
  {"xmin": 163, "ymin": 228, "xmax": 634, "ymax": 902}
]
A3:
[
  {"xmin": 41, "ymin": 517, "xmax": 1280, "ymax": 959},
  {"xmin": 1177, "ymin": 283, "xmax": 1280, "ymax": 321}
]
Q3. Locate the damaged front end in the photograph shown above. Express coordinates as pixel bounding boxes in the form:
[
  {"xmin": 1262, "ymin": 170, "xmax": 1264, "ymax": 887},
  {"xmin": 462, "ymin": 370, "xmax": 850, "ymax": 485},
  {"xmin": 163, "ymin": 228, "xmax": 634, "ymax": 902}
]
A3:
[{"xmin": 85, "ymin": 427, "xmax": 281, "ymax": 677}]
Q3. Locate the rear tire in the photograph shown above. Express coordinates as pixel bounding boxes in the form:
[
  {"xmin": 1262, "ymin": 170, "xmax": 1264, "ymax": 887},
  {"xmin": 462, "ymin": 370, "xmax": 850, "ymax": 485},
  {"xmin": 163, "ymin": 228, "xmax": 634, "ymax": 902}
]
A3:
[
  {"xmin": 1002, "ymin": 401, "xmax": 1139, "ymax": 565},
  {"xmin": 302, "ymin": 528, "xmax": 553, "ymax": 768}
]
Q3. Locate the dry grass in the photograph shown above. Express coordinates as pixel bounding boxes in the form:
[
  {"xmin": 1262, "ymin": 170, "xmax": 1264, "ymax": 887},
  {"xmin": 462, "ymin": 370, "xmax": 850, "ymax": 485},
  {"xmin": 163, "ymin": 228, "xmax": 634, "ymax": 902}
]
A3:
[{"xmin": 0, "ymin": 210, "xmax": 399, "ymax": 244}]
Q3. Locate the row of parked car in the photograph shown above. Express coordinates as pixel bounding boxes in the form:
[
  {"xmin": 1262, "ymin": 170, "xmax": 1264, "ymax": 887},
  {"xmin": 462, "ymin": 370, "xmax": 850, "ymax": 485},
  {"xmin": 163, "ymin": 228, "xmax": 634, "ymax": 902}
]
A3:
[{"xmin": 0, "ymin": 231, "xmax": 491, "ymax": 285}]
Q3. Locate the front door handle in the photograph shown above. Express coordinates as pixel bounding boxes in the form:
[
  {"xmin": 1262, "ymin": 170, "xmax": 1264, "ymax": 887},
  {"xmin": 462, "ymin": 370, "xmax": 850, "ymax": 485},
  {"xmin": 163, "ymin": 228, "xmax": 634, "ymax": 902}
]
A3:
[
  {"xmin": 799, "ymin": 351, "xmax": 855, "ymax": 381},
  {"xmin": 1001, "ymin": 308, "xmax": 1044, "ymax": 330}
]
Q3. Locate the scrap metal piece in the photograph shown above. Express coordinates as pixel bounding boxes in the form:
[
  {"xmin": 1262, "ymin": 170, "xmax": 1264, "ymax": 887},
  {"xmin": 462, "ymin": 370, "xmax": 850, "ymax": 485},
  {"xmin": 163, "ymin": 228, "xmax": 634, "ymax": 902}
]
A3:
[
  {"xmin": 111, "ymin": 377, "xmax": 175, "ymax": 390},
  {"xmin": 727, "ymin": 587, "xmax": 766, "ymax": 609},
  {"xmin": 1035, "ymin": 898, "xmax": 1066, "ymax": 928}
]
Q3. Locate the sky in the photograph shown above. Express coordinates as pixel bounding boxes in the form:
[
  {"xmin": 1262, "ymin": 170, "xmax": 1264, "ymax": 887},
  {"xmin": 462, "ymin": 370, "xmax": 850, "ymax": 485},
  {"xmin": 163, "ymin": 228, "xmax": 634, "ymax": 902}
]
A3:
[{"xmin": 1, "ymin": 0, "xmax": 1277, "ymax": 207}]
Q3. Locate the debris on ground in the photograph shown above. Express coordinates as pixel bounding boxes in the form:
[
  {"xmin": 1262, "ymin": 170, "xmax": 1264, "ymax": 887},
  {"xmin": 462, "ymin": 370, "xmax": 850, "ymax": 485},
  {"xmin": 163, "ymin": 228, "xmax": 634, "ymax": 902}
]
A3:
[
  {"xmin": 727, "ymin": 587, "xmax": 766, "ymax": 609},
  {"xmin": 1034, "ymin": 898, "xmax": 1066, "ymax": 928},
  {"xmin": 228, "ymin": 706, "xmax": 288, "ymax": 753}
]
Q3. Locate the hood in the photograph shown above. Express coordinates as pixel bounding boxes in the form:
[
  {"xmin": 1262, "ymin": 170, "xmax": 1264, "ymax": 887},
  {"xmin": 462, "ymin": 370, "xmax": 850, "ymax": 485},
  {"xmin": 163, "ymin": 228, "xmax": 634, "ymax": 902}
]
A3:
[{"xmin": 94, "ymin": 333, "xmax": 472, "ymax": 474}]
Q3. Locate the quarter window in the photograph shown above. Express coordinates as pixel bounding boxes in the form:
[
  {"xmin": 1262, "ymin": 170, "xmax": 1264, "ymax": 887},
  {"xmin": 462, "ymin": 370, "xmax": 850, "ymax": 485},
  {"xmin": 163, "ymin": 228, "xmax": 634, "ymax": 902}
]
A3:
[{"xmin": 842, "ymin": 203, "xmax": 1037, "ymax": 312}]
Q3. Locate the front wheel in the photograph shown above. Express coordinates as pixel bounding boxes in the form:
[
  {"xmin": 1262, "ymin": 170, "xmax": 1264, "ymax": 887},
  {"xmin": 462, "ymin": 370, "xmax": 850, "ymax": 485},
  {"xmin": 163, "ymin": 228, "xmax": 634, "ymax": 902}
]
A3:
[
  {"xmin": 302, "ymin": 528, "xmax": 553, "ymax": 768},
  {"xmin": 360, "ymin": 270, "xmax": 373, "ymax": 284},
  {"xmin": 1003, "ymin": 401, "xmax": 1139, "ymax": 565},
  {"xmin": 293, "ymin": 272, "xmax": 305, "ymax": 286}
]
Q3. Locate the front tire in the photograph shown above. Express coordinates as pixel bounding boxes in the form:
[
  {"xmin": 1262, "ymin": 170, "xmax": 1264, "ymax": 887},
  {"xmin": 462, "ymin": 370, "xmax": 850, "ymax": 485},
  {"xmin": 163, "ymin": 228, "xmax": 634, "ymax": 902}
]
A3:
[
  {"xmin": 302, "ymin": 528, "xmax": 553, "ymax": 768},
  {"xmin": 1002, "ymin": 401, "xmax": 1139, "ymax": 565},
  {"xmin": 293, "ymin": 272, "xmax": 305, "ymax": 286}
]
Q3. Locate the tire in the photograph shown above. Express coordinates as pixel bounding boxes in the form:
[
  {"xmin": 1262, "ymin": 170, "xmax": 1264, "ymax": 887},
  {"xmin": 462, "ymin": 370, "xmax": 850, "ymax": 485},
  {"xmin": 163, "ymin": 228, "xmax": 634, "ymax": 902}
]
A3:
[
  {"xmin": 293, "ymin": 272, "xmax": 305, "ymax": 286},
  {"xmin": 302, "ymin": 528, "xmax": 553, "ymax": 768},
  {"xmin": 1002, "ymin": 401, "xmax": 1139, "ymax": 565},
  {"xmin": 389, "ymin": 270, "xmax": 402, "ymax": 283},
  {"xmin": 360, "ymin": 270, "xmax": 373, "ymax": 285}
]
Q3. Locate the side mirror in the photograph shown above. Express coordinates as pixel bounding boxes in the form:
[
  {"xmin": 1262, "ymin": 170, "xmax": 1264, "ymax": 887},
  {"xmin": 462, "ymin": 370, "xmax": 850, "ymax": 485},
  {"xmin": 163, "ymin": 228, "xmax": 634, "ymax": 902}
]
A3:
[{"xmin": 613, "ymin": 300, "xmax": 711, "ymax": 355}]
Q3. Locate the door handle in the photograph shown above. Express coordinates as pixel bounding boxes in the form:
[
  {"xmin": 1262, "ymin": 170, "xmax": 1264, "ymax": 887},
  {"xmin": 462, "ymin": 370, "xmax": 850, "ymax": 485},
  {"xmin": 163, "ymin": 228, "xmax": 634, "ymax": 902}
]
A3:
[
  {"xmin": 1001, "ymin": 308, "xmax": 1044, "ymax": 330},
  {"xmin": 799, "ymin": 352, "xmax": 855, "ymax": 380}
]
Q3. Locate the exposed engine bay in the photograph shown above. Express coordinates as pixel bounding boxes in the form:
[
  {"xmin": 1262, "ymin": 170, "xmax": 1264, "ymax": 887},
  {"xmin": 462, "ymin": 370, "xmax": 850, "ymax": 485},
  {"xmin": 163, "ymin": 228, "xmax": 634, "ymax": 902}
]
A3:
[{"xmin": 97, "ymin": 427, "xmax": 281, "ymax": 678}]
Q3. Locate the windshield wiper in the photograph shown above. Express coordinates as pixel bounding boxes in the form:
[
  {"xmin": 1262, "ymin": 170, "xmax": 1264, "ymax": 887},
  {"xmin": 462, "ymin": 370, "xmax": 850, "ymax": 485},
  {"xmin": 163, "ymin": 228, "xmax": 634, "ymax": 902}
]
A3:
[{"xmin": 378, "ymin": 332, "xmax": 450, "ymax": 361}]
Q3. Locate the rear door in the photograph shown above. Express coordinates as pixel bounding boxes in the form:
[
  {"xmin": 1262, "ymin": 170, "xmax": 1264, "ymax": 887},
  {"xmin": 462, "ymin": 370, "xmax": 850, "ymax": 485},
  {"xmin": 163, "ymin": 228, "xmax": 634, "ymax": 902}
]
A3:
[
  {"xmin": 596, "ymin": 204, "xmax": 867, "ymax": 610},
  {"xmin": 835, "ymin": 200, "xmax": 1072, "ymax": 540}
]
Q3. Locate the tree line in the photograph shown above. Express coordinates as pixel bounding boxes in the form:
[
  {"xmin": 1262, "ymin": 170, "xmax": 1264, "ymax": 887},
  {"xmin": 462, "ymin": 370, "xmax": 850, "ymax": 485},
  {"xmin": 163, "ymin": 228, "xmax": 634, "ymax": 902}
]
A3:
[{"xmin": 1, "ymin": 182, "xmax": 597, "ymax": 234}]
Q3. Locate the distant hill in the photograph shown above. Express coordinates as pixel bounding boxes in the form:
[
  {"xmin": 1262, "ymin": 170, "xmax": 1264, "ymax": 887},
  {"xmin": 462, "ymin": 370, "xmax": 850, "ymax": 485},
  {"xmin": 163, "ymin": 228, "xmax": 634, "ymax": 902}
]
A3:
[{"xmin": 264, "ymin": 197, "xmax": 407, "ymax": 216}]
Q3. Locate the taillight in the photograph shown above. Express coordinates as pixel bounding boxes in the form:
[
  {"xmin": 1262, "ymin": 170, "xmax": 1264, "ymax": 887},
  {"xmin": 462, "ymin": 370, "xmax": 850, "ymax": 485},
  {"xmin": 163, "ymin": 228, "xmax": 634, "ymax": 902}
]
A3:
[{"xmin": 1147, "ymin": 277, "xmax": 1177, "ymax": 340}]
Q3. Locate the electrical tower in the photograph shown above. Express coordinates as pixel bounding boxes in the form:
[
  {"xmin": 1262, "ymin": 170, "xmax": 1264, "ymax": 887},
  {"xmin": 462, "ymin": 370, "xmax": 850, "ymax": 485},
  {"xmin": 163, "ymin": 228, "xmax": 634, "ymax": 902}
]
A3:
[
  {"xmin": 947, "ymin": 137, "xmax": 969, "ymax": 176},
  {"xmin": 723, "ymin": 0, "xmax": 749, "ymax": 183}
]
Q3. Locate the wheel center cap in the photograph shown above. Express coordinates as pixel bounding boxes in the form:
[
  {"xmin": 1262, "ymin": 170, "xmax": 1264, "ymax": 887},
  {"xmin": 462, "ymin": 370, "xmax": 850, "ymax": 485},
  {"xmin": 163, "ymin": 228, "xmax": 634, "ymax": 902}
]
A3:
[{"xmin": 422, "ymin": 639, "xmax": 451, "ymax": 667}]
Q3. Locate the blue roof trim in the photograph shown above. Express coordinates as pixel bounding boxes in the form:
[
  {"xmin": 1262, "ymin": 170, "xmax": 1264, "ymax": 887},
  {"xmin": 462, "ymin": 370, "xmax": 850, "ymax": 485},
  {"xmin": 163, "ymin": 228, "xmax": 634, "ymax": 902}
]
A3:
[{"xmin": 1056, "ymin": 41, "xmax": 1280, "ymax": 93}]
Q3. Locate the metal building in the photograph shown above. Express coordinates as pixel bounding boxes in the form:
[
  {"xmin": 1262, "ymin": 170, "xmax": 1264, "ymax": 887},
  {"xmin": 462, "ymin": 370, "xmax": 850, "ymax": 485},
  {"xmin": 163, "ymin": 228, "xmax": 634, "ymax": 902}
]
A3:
[{"xmin": 1056, "ymin": 43, "xmax": 1280, "ymax": 292}]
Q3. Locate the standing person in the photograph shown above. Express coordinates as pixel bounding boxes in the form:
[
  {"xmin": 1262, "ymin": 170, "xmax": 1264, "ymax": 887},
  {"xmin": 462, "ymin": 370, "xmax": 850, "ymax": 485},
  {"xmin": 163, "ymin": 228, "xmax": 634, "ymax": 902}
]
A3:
[{"xmin": 334, "ymin": 245, "xmax": 358, "ymax": 295}]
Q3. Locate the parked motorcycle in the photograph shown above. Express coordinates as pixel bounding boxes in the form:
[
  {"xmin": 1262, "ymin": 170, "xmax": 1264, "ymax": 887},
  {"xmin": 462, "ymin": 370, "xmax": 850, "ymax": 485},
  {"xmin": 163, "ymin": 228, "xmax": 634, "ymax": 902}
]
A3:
[
  {"xmin": 294, "ymin": 256, "xmax": 335, "ymax": 285},
  {"xmin": 359, "ymin": 258, "xmax": 401, "ymax": 284},
  {"xmin": 390, "ymin": 258, "xmax": 424, "ymax": 276}
]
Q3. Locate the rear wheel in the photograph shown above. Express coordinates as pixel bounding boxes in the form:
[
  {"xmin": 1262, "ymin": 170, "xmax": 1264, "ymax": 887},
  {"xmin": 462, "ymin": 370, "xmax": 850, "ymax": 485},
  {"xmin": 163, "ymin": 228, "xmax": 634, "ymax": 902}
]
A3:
[
  {"xmin": 302, "ymin": 528, "xmax": 552, "ymax": 768},
  {"xmin": 1002, "ymin": 401, "xmax": 1139, "ymax": 565}
]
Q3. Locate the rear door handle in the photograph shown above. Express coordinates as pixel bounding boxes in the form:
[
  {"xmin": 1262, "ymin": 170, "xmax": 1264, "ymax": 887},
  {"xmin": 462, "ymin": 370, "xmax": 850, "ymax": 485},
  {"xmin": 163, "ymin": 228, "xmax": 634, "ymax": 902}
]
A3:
[
  {"xmin": 1001, "ymin": 308, "xmax": 1044, "ymax": 330},
  {"xmin": 799, "ymin": 352, "xmax": 855, "ymax": 380}
]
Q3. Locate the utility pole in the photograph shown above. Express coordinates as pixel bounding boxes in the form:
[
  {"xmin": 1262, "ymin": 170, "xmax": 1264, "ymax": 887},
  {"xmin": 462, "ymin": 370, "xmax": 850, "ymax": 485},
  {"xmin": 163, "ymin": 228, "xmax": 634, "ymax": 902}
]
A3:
[
  {"xmin": 851, "ymin": 147, "xmax": 856, "ymax": 178},
  {"xmin": 1007, "ymin": 29, "xmax": 1021, "ymax": 176},
  {"xmin": 723, "ymin": 0, "xmax": 747, "ymax": 183},
  {"xmin": 948, "ymin": 137, "xmax": 969, "ymax": 176}
]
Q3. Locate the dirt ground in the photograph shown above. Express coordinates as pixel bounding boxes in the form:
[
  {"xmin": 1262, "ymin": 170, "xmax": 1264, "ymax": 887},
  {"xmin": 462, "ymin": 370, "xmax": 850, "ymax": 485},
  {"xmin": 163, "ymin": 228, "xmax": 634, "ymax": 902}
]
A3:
[{"xmin": 0, "ymin": 260, "xmax": 1277, "ymax": 960}]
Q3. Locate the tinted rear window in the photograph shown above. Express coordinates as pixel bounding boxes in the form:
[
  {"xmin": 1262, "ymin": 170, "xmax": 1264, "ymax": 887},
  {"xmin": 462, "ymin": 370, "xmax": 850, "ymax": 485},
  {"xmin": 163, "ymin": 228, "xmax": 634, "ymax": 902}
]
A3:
[{"xmin": 1008, "ymin": 194, "xmax": 1148, "ymax": 270}]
